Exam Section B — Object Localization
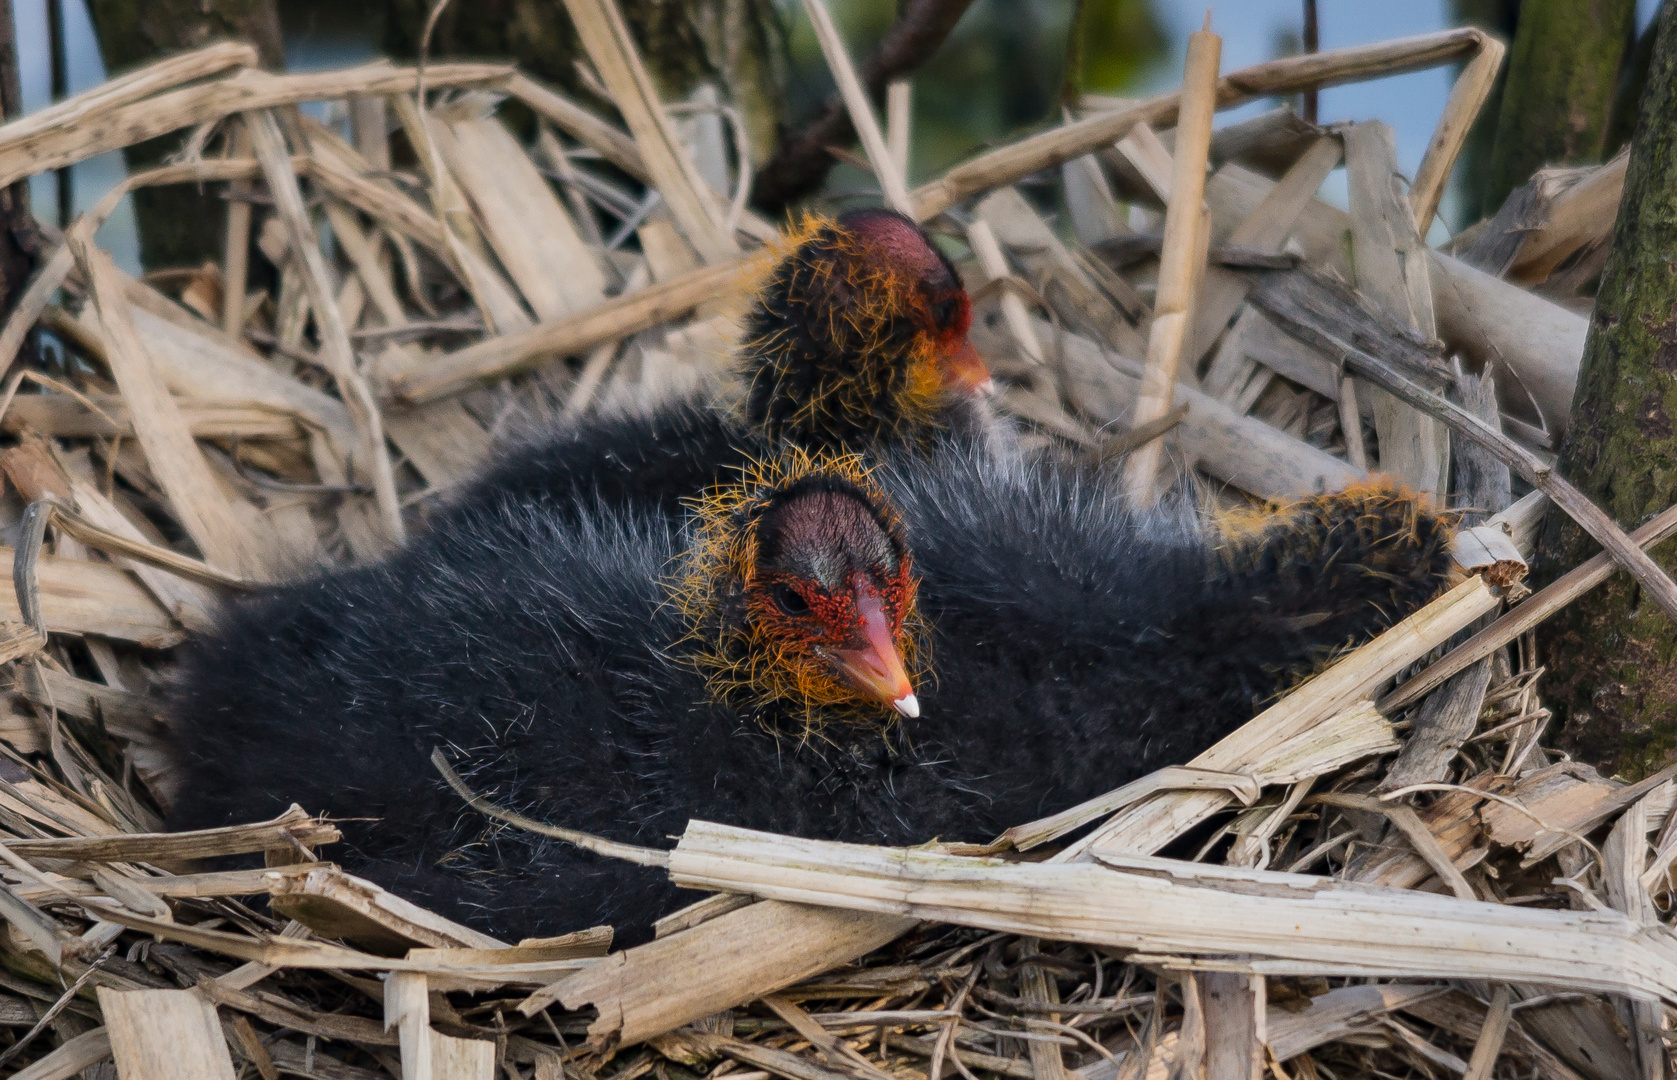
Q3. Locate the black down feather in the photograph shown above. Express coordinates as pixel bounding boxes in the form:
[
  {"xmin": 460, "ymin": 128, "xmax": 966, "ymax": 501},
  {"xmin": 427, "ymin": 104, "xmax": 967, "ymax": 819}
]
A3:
[{"xmin": 168, "ymin": 449, "xmax": 1453, "ymax": 945}]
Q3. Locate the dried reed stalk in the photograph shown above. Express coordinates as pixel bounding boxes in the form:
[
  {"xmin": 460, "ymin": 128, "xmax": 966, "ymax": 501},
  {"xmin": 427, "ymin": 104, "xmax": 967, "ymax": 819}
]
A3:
[
  {"xmin": 1384, "ymin": 499, "xmax": 1677, "ymax": 712},
  {"xmin": 1277, "ymin": 314, "xmax": 1677, "ymax": 625},
  {"xmin": 390, "ymin": 258, "xmax": 763, "ymax": 402},
  {"xmin": 248, "ymin": 111, "xmax": 404, "ymax": 544},
  {"xmin": 558, "ymin": 0, "xmax": 736, "ymax": 262},
  {"xmin": 0, "ymin": 61, "xmax": 513, "ymax": 190},
  {"xmin": 802, "ymin": 0, "xmax": 914, "ymax": 216},
  {"xmin": 1409, "ymin": 35, "xmax": 1505, "ymax": 235},
  {"xmin": 66, "ymin": 236, "xmax": 271, "ymax": 578},
  {"xmin": 1121, "ymin": 21, "xmax": 1219, "ymax": 505},
  {"xmin": 909, "ymin": 28, "xmax": 1494, "ymax": 220},
  {"xmin": 669, "ymin": 821, "xmax": 1677, "ymax": 1002}
]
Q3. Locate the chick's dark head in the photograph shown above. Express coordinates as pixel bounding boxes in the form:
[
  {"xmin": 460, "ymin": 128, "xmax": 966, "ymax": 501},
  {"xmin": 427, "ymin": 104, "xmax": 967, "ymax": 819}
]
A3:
[
  {"xmin": 741, "ymin": 209, "xmax": 990, "ymax": 452},
  {"xmin": 671, "ymin": 450, "xmax": 924, "ymax": 735}
]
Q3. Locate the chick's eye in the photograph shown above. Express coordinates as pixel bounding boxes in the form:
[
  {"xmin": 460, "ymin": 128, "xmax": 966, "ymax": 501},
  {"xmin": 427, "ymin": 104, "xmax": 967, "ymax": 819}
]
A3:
[
  {"xmin": 772, "ymin": 584, "xmax": 811, "ymax": 616},
  {"xmin": 933, "ymin": 297, "xmax": 959, "ymax": 328}
]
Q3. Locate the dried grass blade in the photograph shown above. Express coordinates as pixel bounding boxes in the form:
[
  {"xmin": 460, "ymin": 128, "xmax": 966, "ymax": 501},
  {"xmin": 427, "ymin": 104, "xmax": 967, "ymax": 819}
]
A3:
[
  {"xmin": 557, "ymin": 0, "xmax": 736, "ymax": 261},
  {"xmin": 65, "ymin": 234, "xmax": 270, "ymax": 578},
  {"xmin": 248, "ymin": 109, "xmax": 403, "ymax": 544}
]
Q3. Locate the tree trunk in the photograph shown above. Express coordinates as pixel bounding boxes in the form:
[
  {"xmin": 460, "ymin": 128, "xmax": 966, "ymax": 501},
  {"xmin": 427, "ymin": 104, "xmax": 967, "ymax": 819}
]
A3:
[
  {"xmin": 1482, "ymin": 0, "xmax": 1635, "ymax": 216},
  {"xmin": 1539, "ymin": 1, "xmax": 1677, "ymax": 779},
  {"xmin": 1606, "ymin": 13, "xmax": 1658, "ymax": 158},
  {"xmin": 0, "ymin": 0, "xmax": 41, "ymax": 326},
  {"xmin": 1448, "ymin": 0, "xmax": 1520, "ymax": 226},
  {"xmin": 83, "ymin": 0, "xmax": 284, "ymax": 270}
]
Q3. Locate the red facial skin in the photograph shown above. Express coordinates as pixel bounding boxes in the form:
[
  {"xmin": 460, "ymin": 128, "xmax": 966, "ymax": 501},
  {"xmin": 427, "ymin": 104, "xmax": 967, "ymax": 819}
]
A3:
[
  {"xmin": 842, "ymin": 209, "xmax": 993, "ymax": 398},
  {"xmin": 747, "ymin": 563, "xmax": 918, "ymax": 714},
  {"xmin": 921, "ymin": 290, "xmax": 992, "ymax": 395}
]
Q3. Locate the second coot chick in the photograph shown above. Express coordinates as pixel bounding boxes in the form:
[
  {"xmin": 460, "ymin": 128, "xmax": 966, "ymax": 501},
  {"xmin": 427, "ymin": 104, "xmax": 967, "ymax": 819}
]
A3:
[
  {"xmin": 437, "ymin": 209, "xmax": 997, "ymax": 528},
  {"xmin": 169, "ymin": 449, "xmax": 1454, "ymax": 944}
]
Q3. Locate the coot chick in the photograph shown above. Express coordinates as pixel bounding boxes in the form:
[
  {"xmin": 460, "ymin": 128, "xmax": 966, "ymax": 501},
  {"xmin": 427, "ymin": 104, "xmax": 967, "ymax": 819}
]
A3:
[
  {"xmin": 436, "ymin": 209, "xmax": 997, "ymax": 528},
  {"xmin": 169, "ymin": 451, "xmax": 1454, "ymax": 944}
]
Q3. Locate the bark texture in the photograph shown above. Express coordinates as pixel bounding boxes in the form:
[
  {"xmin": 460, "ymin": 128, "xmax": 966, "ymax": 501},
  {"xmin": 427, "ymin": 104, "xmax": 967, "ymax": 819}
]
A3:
[
  {"xmin": 1539, "ymin": 2, "xmax": 1677, "ymax": 779},
  {"xmin": 85, "ymin": 0, "xmax": 284, "ymax": 269},
  {"xmin": 1483, "ymin": 0, "xmax": 1635, "ymax": 215}
]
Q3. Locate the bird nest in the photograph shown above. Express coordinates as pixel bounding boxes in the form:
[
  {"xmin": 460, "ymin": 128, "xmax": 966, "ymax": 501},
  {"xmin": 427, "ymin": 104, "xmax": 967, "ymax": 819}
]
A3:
[{"xmin": 0, "ymin": 8, "xmax": 1669, "ymax": 1080}]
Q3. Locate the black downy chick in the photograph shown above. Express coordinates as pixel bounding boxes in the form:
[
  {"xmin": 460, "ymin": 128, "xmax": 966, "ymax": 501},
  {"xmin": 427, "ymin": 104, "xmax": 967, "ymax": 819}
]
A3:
[
  {"xmin": 168, "ymin": 451, "xmax": 1454, "ymax": 945},
  {"xmin": 435, "ymin": 209, "xmax": 996, "ymax": 529}
]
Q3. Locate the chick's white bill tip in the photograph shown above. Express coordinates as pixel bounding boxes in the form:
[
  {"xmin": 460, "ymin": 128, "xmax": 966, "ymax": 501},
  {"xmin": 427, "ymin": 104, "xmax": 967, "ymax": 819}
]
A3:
[{"xmin": 893, "ymin": 694, "xmax": 920, "ymax": 718}]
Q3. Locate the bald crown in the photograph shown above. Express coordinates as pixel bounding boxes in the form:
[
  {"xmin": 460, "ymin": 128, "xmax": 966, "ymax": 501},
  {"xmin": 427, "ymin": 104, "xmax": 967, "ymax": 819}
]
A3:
[
  {"xmin": 755, "ymin": 483, "xmax": 901, "ymax": 592},
  {"xmin": 836, "ymin": 208, "xmax": 958, "ymax": 293}
]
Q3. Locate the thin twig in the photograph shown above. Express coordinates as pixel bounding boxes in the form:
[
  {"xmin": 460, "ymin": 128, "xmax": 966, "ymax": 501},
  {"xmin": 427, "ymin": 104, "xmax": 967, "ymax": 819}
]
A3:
[
  {"xmin": 0, "ymin": 945, "xmax": 115, "ymax": 1069},
  {"xmin": 430, "ymin": 748, "xmax": 669, "ymax": 867}
]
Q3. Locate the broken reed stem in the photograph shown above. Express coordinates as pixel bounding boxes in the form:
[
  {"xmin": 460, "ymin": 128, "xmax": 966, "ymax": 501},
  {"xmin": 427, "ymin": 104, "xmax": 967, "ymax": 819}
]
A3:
[
  {"xmin": 0, "ymin": 61, "xmax": 513, "ymax": 192},
  {"xmin": 559, "ymin": 0, "xmax": 737, "ymax": 262},
  {"xmin": 1409, "ymin": 35, "xmax": 1505, "ymax": 237},
  {"xmin": 1121, "ymin": 20, "xmax": 1220, "ymax": 506},
  {"xmin": 887, "ymin": 80, "xmax": 912, "ymax": 186},
  {"xmin": 248, "ymin": 110, "xmax": 404, "ymax": 545},
  {"xmin": 908, "ymin": 28, "xmax": 1493, "ymax": 221},
  {"xmin": 222, "ymin": 121, "xmax": 254, "ymax": 338},
  {"xmin": 1337, "ymin": 374, "xmax": 1369, "ymax": 470},
  {"xmin": 67, "ymin": 234, "xmax": 270, "ymax": 578},
  {"xmin": 801, "ymin": 0, "xmax": 914, "ymax": 216},
  {"xmin": 1325, "ymin": 336, "xmax": 1677, "ymax": 626},
  {"xmin": 0, "ymin": 157, "xmax": 269, "ymax": 384},
  {"xmin": 966, "ymin": 219, "xmax": 1042, "ymax": 364},
  {"xmin": 1383, "ymin": 497, "xmax": 1677, "ymax": 712}
]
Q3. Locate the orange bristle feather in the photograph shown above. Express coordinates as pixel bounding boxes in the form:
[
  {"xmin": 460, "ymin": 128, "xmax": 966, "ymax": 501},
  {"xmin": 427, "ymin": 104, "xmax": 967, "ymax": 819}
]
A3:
[
  {"xmin": 737, "ymin": 212, "xmax": 973, "ymax": 451},
  {"xmin": 665, "ymin": 447, "xmax": 929, "ymax": 740}
]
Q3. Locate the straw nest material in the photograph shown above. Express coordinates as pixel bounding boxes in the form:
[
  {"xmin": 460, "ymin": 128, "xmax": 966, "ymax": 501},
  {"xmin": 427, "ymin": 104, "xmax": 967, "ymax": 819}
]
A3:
[{"xmin": 0, "ymin": 8, "xmax": 1669, "ymax": 1080}]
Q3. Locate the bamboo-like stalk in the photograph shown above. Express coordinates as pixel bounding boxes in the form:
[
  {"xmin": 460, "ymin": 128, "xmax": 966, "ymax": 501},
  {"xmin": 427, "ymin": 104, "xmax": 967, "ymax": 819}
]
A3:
[
  {"xmin": 1410, "ymin": 35, "xmax": 1506, "ymax": 235},
  {"xmin": 390, "ymin": 257, "xmax": 765, "ymax": 403},
  {"xmin": 0, "ymin": 41, "xmax": 254, "ymax": 156},
  {"xmin": 1121, "ymin": 20, "xmax": 1220, "ymax": 506},
  {"xmin": 886, "ymin": 80, "xmax": 912, "ymax": 186},
  {"xmin": 668, "ymin": 821, "xmax": 1677, "ymax": 1003},
  {"xmin": 1337, "ymin": 374, "xmax": 1369, "ymax": 469},
  {"xmin": 248, "ymin": 111, "xmax": 404, "ymax": 545},
  {"xmin": 909, "ymin": 28, "xmax": 1494, "ymax": 221},
  {"xmin": 221, "ymin": 121, "xmax": 254, "ymax": 338},
  {"xmin": 801, "ymin": 0, "xmax": 914, "ymax": 216},
  {"xmin": 1459, "ymin": 987, "xmax": 1511, "ymax": 1080},
  {"xmin": 1383, "ymin": 497, "xmax": 1677, "ymax": 712},
  {"xmin": 0, "ymin": 61, "xmax": 513, "ymax": 191}
]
